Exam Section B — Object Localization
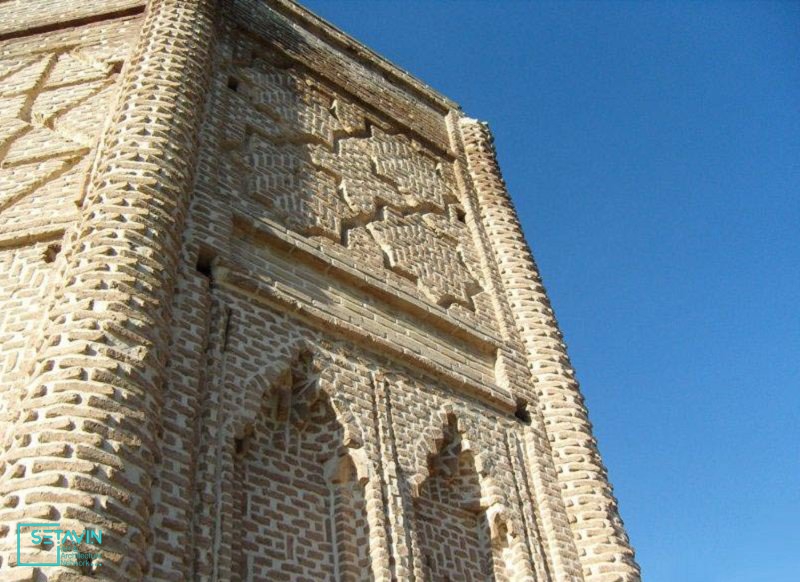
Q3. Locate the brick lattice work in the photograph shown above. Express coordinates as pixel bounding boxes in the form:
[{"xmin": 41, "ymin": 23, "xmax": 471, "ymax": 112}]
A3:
[{"xmin": 0, "ymin": 1, "xmax": 639, "ymax": 581}]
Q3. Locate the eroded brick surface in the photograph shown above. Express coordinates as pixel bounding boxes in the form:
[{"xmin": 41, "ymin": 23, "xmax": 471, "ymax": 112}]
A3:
[{"xmin": 0, "ymin": 1, "xmax": 639, "ymax": 581}]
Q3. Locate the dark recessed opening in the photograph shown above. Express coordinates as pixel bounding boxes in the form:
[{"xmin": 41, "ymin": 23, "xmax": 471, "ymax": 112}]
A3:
[
  {"xmin": 109, "ymin": 61, "xmax": 123, "ymax": 75},
  {"xmin": 196, "ymin": 247, "xmax": 214, "ymax": 279},
  {"xmin": 514, "ymin": 400, "xmax": 532, "ymax": 425},
  {"xmin": 227, "ymin": 76, "xmax": 240, "ymax": 92},
  {"xmin": 234, "ymin": 437, "xmax": 245, "ymax": 455},
  {"xmin": 43, "ymin": 243, "xmax": 61, "ymax": 263},
  {"xmin": 456, "ymin": 208, "xmax": 467, "ymax": 223}
]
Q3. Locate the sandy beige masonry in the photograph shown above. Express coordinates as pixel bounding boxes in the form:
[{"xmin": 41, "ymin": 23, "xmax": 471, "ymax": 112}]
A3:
[{"xmin": 0, "ymin": 1, "xmax": 640, "ymax": 581}]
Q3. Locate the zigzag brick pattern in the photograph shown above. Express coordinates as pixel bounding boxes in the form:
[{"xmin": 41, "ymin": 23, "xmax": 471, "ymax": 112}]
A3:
[{"xmin": 217, "ymin": 38, "xmax": 490, "ymax": 317}]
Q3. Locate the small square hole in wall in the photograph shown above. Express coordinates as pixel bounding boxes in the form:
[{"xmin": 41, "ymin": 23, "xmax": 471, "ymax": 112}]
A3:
[
  {"xmin": 43, "ymin": 243, "xmax": 61, "ymax": 263},
  {"xmin": 196, "ymin": 247, "xmax": 214, "ymax": 279},
  {"xmin": 515, "ymin": 400, "xmax": 532, "ymax": 425},
  {"xmin": 227, "ymin": 76, "xmax": 240, "ymax": 92}
]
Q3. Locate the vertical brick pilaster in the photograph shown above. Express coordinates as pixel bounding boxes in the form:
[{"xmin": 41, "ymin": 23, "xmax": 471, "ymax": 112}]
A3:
[
  {"xmin": 371, "ymin": 375, "xmax": 421, "ymax": 582},
  {"xmin": 459, "ymin": 118, "xmax": 640, "ymax": 582},
  {"xmin": 0, "ymin": 1, "xmax": 217, "ymax": 579}
]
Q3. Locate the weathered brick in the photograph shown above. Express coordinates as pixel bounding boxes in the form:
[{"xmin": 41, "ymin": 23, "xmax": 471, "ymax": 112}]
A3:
[{"xmin": 0, "ymin": 1, "xmax": 638, "ymax": 581}]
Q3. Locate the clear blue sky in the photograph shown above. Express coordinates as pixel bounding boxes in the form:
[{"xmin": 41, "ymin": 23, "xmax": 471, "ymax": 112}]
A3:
[{"xmin": 303, "ymin": 1, "xmax": 800, "ymax": 580}]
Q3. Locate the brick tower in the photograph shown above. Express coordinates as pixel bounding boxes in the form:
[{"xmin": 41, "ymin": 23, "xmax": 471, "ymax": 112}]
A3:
[{"xmin": 0, "ymin": 1, "xmax": 639, "ymax": 581}]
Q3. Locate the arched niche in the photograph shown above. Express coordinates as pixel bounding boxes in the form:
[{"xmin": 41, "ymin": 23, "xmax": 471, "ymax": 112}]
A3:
[
  {"xmin": 407, "ymin": 407, "xmax": 529, "ymax": 581},
  {"xmin": 230, "ymin": 349, "xmax": 372, "ymax": 581}
]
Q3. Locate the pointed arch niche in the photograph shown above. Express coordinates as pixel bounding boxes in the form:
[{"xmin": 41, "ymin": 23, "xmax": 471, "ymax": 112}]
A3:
[
  {"xmin": 230, "ymin": 351, "xmax": 372, "ymax": 581},
  {"xmin": 411, "ymin": 413, "xmax": 514, "ymax": 581}
]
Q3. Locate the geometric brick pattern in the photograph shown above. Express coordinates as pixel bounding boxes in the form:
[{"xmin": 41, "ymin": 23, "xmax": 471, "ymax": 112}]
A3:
[
  {"xmin": 0, "ymin": 18, "xmax": 139, "ymax": 244},
  {"xmin": 219, "ymin": 42, "xmax": 484, "ymax": 311}
]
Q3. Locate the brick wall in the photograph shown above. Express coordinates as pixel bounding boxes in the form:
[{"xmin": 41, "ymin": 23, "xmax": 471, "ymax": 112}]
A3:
[{"xmin": 0, "ymin": 1, "xmax": 639, "ymax": 581}]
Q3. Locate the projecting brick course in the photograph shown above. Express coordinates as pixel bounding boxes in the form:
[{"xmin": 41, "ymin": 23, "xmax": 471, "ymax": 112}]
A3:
[{"xmin": 0, "ymin": 1, "xmax": 640, "ymax": 581}]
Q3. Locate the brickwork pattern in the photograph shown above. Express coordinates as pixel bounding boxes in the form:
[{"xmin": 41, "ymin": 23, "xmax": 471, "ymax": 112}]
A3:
[
  {"xmin": 219, "ymin": 38, "xmax": 491, "ymax": 318},
  {"xmin": 183, "ymin": 289, "xmax": 540, "ymax": 582},
  {"xmin": 0, "ymin": 0, "xmax": 214, "ymax": 579},
  {"xmin": 0, "ymin": 29, "xmax": 129, "ymax": 245},
  {"xmin": 0, "ymin": 1, "xmax": 639, "ymax": 581},
  {"xmin": 0, "ymin": 14, "xmax": 144, "ymax": 580},
  {"xmin": 460, "ymin": 118, "xmax": 640, "ymax": 582}
]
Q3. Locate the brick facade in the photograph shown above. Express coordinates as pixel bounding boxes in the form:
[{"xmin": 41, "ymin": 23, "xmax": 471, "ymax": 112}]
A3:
[{"xmin": 0, "ymin": 1, "xmax": 639, "ymax": 581}]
